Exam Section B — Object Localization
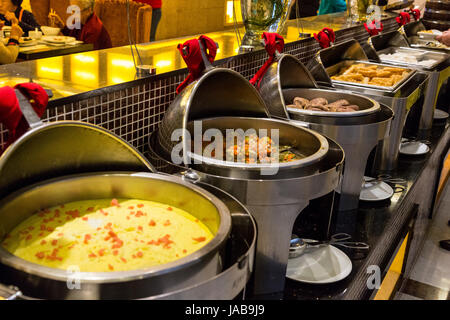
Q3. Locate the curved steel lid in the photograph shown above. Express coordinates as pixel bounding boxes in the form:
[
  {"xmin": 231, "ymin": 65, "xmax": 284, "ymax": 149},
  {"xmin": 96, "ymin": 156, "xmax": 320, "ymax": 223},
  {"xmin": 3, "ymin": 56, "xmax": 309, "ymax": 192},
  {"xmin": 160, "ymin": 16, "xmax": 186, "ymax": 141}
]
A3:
[
  {"xmin": 257, "ymin": 53, "xmax": 380, "ymax": 119},
  {"xmin": 258, "ymin": 54, "xmax": 318, "ymax": 119},
  {"xmin": 0, "ymin": 121, "xmax": 155, "ymax": 199},
  {"xmin": 157, "ymin": 68, "xmax": 270, "ymax": 165}
]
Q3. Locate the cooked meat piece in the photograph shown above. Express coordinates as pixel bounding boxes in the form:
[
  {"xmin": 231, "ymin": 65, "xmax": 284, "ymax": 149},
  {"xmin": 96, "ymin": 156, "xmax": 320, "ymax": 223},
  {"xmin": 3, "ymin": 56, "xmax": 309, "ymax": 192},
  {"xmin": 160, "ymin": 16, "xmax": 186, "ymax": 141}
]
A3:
[
  {"xmin": 327, "ymin": 105, "xmax": 340, "ymax": 112},
  {"xmin": 306, "ymin": 107, "xmax": 324, "ymax": 111},
  {"xmin": 286, "ymin": 104, "xmax": 301, "ymax": 109},
  {"xmin": 333, "ymin": 99, "xmax": 350, "ymax": 106},
  {"xmin": 336, "ymin": 105, "xmax": 359, "ymax": 112},
  {"xmin": 310, "ymin": 98, "xmax": 328, "ymax": 105},
  {"xmin": 293, "ymin": 97, "xmax": 310, "ymax": 108},
  {"xmin": 306, "ymin": 104, "xmax": 330, "ymax": 111},
  {"xmin": 346, "ymin": 105, "xmax": 359, "ymax": 111}
]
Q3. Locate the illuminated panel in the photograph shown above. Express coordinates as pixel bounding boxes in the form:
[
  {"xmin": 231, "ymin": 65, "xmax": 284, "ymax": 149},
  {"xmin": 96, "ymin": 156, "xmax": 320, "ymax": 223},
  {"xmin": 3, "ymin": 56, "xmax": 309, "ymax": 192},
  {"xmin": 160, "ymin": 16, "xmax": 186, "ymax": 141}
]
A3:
[
  {"xmin": 107, "ymin": 53, "xmax": 136, "ymax": 85},
  {"xmin": 71, "ymin": 52, "xmax": 99, "ymax": 88},
  {"xmin": 36, "ymin": 56, "xmax": 63, "ymax": 81},
  {"xmin": 154, "ymin": 51, "xmax": 175, "ymax": 74},
  {"xmin": 225, "ymin": 0, "xmax": 243, "ymax": 25}
]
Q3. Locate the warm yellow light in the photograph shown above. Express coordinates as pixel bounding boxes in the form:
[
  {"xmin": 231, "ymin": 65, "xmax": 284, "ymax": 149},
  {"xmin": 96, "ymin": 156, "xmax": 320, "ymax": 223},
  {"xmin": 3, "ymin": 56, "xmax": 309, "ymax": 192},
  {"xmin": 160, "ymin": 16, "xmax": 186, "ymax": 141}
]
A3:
[
  {"xmin": 154, "ymin": 51, "xmax": 175, "ymax": 73},
  {"xmin": 110, "ymin": 77, "xmax": 125, "ymax": 84},
  {"xmin": 36, "ymin": 56, "xmax": 63, "ymax": 81},
  {"xmin": 226, "ymin": 1, "xmax": 234, "ymax": 24},
  {"xmin": 39, "ymin": 66, "xmax": 61, "ymax": 74},
  {"xmin": 155, "ymin": 60, "xmax": 172, "ymax": 68},
  {"xmin": 225, "ymin": 1, "xmax": 242, "ymax": 25},
  {"xmin": 74, "ymin": 71, "xmax": 96, "ymax": 80},
  {"xmin": 71, "ymin": 52, "xmax": 98, "ymax": 87},
  {"xmin": 111, "ymin": 59, "xmax": 135, "ymax": 68},
  {"xmin": 73, "ymin": 54, "xmax": 96, "ymax": 63}
]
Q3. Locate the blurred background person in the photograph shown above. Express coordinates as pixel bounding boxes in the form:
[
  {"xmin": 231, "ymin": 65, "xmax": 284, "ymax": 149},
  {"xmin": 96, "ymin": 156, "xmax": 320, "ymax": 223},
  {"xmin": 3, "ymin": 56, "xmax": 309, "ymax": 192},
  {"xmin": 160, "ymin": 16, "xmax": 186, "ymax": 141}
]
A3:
[
  {"xmin": 436, "ymin": 29, "xmax": 450, "ymax": 46},
  {"xmin": 289, "ymin": 0, "xmax": 320, "ymax": 18},
  {"xmin": 48, "ymin": 0, "xmax": 112, "ymax": 50},
  {"xmin": 318, "ymin": 0, "xmax": 347, "ymax": 15},
  {"xmin": 135, "ymin": 0, "xmax": 161, "ymax": 42},
  {"xmin": 0, "ymin": 21, "xmax": 22, "ymax": 64},
  {"xmin": 0, "ymin": 0, "xmax": 40, "ymax": 36}
]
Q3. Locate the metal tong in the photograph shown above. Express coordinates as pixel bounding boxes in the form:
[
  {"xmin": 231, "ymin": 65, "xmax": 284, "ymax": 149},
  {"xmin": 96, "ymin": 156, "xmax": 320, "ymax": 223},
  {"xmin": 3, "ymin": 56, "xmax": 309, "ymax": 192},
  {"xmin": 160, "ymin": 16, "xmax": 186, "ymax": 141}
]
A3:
[
  {"xmin": 363, "ymin": 174, "xmax": 407, "ymax": 193},
  {"xmin": 0, "ymin": 284, "xmax": 22, "ymax": 300},
  {"xmin": 289, "ymin": 233, "xmax": 370, "ymax": 259}
]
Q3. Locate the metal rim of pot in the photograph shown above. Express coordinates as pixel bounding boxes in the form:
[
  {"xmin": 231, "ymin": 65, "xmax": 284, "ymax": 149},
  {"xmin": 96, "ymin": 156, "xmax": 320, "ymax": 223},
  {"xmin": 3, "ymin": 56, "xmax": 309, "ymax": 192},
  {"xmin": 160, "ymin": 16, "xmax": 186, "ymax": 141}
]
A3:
[
  {"xmin": 285, "ymin": 88, "xmax": 381, "ymax": 118},
  {"xmin": 185, "ymin": 116, "xmax": 330, "ymax": 171},
  {"xmin": 0, "ymin": 172, "xmax": 232, "ymax": 284}
]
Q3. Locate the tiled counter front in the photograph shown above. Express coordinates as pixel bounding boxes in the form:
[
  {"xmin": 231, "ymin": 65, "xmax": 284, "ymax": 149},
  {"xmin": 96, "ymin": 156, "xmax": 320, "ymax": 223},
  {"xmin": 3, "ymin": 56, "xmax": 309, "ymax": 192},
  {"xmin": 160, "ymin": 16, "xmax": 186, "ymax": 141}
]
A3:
[{"xmin": 0, "ymin": 18, "xmax": 399, "ymax": 152}]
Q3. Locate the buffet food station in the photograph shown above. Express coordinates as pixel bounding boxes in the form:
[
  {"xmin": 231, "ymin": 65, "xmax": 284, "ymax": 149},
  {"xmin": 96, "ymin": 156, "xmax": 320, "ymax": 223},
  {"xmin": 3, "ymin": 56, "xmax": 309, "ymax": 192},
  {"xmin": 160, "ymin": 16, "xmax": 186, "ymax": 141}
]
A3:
[{"xmin": 0, "ymin": 10, "xmax": 449, "ymax": 300}]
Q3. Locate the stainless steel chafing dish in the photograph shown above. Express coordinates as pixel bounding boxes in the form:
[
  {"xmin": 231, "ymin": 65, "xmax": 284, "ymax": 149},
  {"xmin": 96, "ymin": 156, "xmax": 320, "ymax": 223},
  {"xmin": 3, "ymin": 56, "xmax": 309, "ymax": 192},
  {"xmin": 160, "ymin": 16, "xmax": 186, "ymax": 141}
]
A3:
[
  {"xmin": 325, "ymin": 60, "xmax": 416, "ymax": 92},
  {"xmin": 257, "ymin": 53, "xmax": 392, "ymax": 212},
  {"xmin": 148, "ymin": 65, "xmax": 344, "ymax": 295},
  {"xmin": 312, "ymin": 39, "xmax": 430, "ymax": 172},
  {"xmin": 400, "ymin": 20, "xmax": 450, "ymax": 52},
  {"xmin": 0, "ymin": 107, "xmax": 256, "ymax": 300},
  {"xmin": 368, "ymin": 29, "xmax": 450, "ymax": 139}
]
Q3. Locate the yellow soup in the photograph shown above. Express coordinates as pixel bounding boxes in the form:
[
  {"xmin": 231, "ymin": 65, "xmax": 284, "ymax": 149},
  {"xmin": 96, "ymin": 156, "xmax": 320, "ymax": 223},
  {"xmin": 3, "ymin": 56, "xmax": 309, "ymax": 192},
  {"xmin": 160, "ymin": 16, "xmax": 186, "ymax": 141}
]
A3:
[{"xmin": 1, "ymin": 199, "xmax": 214, "ymax": 272}]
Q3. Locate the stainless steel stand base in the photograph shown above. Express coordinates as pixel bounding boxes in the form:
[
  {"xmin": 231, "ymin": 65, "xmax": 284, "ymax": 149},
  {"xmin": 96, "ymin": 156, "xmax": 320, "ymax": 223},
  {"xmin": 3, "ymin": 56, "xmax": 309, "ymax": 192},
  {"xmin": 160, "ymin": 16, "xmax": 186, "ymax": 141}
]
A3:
[
  {"xmin": 374, "ymin": 101, "xmax": 410, "ymax": 172},
  {"xmin": 289, "ymin": 105, "xmax": 393, "ymax": 212},
  {"xmin": 418, "ymin": 66, "xmax": 450, "ymax": 140},
  {"xmin": 195, "ymin": 138, "xmax": 343, "ymax": 295}
]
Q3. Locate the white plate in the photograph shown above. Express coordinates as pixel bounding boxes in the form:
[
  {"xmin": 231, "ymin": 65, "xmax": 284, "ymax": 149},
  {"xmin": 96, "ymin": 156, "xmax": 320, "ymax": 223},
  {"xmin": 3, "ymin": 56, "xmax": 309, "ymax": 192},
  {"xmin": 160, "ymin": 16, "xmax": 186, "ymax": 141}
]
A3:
[
  {"xmin": 19, "ymin": 39, "xmax": 37, "ymax": 47},
  {"xmin": 359, "ymin": 176, "xmax": 394, "ymax": 202},
  {"xmin": 418, "ymin": 30, "xmax": 442, "ymax": 41},
  {"xmin": 42, "ymin": 36, "xmax": 75, "ymax": 44},
  {"xmin": 399, "ymin": 140, "xmax": 430, "ymax": 156},
  {"xmin": 286, "ymin": 245, "xmax": 352, "ymax": 284}
]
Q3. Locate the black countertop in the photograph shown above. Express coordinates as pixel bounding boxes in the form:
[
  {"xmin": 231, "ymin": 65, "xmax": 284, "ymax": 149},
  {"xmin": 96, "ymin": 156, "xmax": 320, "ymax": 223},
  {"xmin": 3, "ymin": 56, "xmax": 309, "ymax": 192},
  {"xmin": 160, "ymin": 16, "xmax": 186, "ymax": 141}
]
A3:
[{"xmin": 281, "ymin": 123, "xmax": 450, "ymax": 300}]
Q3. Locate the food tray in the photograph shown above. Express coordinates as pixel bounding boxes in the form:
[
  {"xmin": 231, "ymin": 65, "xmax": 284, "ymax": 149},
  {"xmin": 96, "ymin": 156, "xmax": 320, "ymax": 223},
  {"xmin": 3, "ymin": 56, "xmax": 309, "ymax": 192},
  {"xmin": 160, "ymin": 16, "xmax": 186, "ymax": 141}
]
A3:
[
  {"xmin": 410, "ymin": 39, "xmax": 450, "ymax": 52},
  {"xmin": 326, "ymin": 60, "xmax": 416, "ymax": 93},
  {"xmin": 376, "ymin": 46, "xmax": 449, "ymax": 70}
]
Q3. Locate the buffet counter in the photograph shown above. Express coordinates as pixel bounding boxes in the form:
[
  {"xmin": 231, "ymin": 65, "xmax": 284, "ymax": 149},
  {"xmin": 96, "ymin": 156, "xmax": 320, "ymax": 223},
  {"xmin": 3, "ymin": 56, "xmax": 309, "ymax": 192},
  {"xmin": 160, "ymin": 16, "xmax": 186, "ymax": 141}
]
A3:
[
  {"xmin": 284, "ymin": 124, "xmax": 450, "ymax": 300},
  {"xmin": 0, "ymin": 10, "xmax": 449, "ymax": 300},
  {"xmin": 0, "ymin": 12, "xmax": 398, "ymax": 105}
]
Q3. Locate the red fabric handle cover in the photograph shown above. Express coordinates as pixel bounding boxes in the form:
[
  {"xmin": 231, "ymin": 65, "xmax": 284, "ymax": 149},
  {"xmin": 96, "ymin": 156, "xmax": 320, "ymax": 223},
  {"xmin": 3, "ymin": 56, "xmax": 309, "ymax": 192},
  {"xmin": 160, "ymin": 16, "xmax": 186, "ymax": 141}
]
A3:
[
  {"xmin": 396, "ymin": 12, "xmax": 411, "ymax": 26},
  {"xmin": 411, "ymin": 9, "xmax": 420, "ymax": 21},
  {"xmin": 314, "ymin": 27, "xmax": 335, "ymax": 49},
  {"xmin": 0, "ymin": 83, "xmax": 48, "ymax": 152},
  {"xmin": 249, "ymin": 32, "xmax": 285, "ymax": 88},
  {"xmin": 364, "ymin": 20, "xmax": 384, "ymax": 36},
  {"xmin": 176, "ymin": 35, "xmax": 217, "ymax": 94}
]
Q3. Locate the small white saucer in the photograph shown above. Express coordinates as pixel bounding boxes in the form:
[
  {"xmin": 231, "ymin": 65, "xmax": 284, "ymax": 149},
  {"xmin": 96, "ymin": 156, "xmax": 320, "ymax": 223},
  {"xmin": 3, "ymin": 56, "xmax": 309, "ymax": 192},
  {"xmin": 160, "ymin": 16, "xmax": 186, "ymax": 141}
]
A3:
[
  {"xmin": 399, "ymin": 140, "xmax": 430, "ymax": 156},
  {"xmin": 434, "ymin": 109, "xmax": 449, "ymax": 120},
  {"xmin": 286, "ymin": 245, "xmax": 352, "ymax": 284},
  {"xmin": 360, "ymin": 176, "xmax": 394, "ymax": 201}
]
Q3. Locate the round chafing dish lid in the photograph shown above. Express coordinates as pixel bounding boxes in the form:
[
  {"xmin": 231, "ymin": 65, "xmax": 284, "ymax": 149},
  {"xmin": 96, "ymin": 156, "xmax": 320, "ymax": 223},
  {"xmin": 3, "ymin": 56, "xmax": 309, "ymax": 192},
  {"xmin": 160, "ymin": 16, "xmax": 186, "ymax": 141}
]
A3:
[
  {"xmin": 258, "ymin": 54, "xmax": 318, "ymax": 119},
  {"xmin": 157, "ymin": 68, "xmax": 270, "ymax": 163},
  {"xmin": 0, "ymin": 121, "xmax": 155, "ymax": 199},
  {"xmin": 316, "ymin": 39, "xmax": 369, "ymax": 70}
]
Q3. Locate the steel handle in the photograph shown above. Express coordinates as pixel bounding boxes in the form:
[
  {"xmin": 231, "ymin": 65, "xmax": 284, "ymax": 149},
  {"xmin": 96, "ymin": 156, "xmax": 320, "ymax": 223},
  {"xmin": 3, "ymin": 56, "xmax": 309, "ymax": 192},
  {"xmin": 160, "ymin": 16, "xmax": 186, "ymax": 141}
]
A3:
[{"xmin": 198, "ymin": 40, "xmax": 217, "ymax": 72}]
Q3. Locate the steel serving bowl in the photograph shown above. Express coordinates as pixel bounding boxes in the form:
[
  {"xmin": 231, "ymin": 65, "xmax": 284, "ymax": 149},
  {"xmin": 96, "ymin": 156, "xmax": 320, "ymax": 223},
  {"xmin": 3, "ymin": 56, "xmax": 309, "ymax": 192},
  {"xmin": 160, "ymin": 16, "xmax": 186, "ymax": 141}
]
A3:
[
  {"xmin": 0, "ymin": 172, "xmax": 232, "ymax": 300},
  {"xmin": 183, "ymin": 117, "xmax": 329, "ymax": 178},
  {"xmin": 284, "ymin": 88, "xmax": 381, "ymax": 118}
]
